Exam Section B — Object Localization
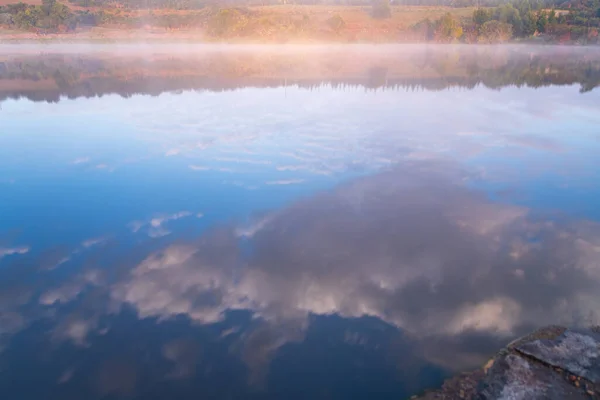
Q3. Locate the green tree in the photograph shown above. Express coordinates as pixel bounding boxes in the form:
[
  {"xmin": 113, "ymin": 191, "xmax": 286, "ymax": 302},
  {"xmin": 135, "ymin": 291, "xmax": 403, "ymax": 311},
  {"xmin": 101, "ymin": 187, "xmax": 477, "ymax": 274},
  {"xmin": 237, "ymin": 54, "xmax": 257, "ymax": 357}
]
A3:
[
  {"xmin": 516, "ymin": 0, "xmax": 532, "ymax": 17},
  {"xmin": 435, "ymin": 13, "xmax": 463, "ymax": 42},
  {"xmin": 537, "ymin": 11, "xmax": 548, "ymax": 33},
  {"xmin": 478, "ymin": 20, "xmax": 513, "ymax": 42},
  {"xmin": 495, "ymin": 4, "xmax": 522, "ymax": 35},
  {"xmin": 41, "ymin": 0, "xmax": 56, "ymax": 14},
  {"xmin": 495, "ymin": 4, "xmax": 515, "ymax": 23},
  {"xmin": 548, "ymin": 9, "xmax": 557, "ymax": 25},
  {"xmin": 473, "ymin": 8, "xmax": 491, "ymax": 27},
  {"xmin": 523, "ymin": 11, "xmax": 537, "ymax": 36}
]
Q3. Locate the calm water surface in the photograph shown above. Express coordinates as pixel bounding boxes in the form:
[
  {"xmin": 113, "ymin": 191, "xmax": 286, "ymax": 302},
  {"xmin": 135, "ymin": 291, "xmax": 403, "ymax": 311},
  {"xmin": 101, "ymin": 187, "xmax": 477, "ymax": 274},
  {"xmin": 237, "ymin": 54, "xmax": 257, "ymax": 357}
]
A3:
[{"xmin": 1, "ymin": 44, "xmax": 600, "ymax": 399}]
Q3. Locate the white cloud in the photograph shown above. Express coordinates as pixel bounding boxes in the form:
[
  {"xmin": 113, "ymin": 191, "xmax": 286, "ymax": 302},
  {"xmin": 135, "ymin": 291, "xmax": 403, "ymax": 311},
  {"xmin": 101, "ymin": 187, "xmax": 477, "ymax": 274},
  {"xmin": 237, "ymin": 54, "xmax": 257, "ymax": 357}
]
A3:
[
  {"xmin": 53, "ymin": 318, "xmax": 97, "ymax": 347},
  {"xmin": 39, "ymin": 285, "xmax": 80, "ymax": 306},
  {"xmin": 223, "ymin": 180, "xmax": 259, "ymax": 190},
  {"xmin": 0, "ymin": 246, "xmax": 30, "ymax": 259},
  {"xmin": 148, "ymin": 227, "xmax": 171, "ymax": 238},
  {"xmin": 189, "ymin": 165, "xmax": 210, "ymax": 171},
  {"xmin": 214, "ymin": 157, "xmax": 272, "ymax": 165},
  {"xmin": 276, "ymin": 165, "xmax": 332, "ymax": 176},
  {"xmin": 95, "ymin": 164, "xmax": 116, "ymax": 172},
  {"xmin": 111, "ymin": 163, "xmax": 600, "ymax": 356},
  {"xmin": 265, "ymin": 179, "xmax": 305, "ymax": 185},
  {"xmin": 40, "ymin": 270, "xmax": 103, "ymax": 306},
  {"xmin": 129, "ymin": 211, "xmax": 195, "ymax": 237},
  {"xmin": 81, "ymin": 237, "xmax": 107, "ymax": 249},
  {"xmin": 445, "ymin": 298, "xmax": 521, "ymax": 335},
  {"xmin": 52, "ymin": 256, "xmax": 70, "ymax": 270},
  {"xmin": 189, "ymin": 165, "xmax": 234, "ymax": 172},
  {"xmin": 235, "ymin": 215, "xmax": 275, "ymax": 238},
  {"xmin": 129, "ymin": 221, "xmax": 145, "ymax": 233},
  {"xmin": 110, "ymin": 245, "xmax": 237, "ymax": 324},
  {"xmin": 276, "ymin": 165, "xmax": 306, "ymax": 172},
  {"xmin": 150, "ymin": 211, "xmax": 192, "ymax": 228},
  {"xmin": 72, "ymin": 157, "xmax": 90, "ymax": 165}
]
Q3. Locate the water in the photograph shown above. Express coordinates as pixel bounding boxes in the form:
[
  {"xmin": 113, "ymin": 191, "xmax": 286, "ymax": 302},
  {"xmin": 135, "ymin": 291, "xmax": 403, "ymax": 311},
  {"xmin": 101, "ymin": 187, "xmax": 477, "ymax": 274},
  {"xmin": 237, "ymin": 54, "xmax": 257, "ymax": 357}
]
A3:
[{"xmin": 1, "ymin": 44, "xmax": 600, "ymax": 399}]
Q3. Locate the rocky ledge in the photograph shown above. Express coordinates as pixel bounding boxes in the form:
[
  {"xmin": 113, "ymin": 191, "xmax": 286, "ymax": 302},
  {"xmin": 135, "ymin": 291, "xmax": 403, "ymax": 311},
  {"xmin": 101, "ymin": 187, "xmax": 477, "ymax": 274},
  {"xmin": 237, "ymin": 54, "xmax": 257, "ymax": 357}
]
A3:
[{"xmin": 414, "ymin": 326, "xmax": 600, "ymax": 400}]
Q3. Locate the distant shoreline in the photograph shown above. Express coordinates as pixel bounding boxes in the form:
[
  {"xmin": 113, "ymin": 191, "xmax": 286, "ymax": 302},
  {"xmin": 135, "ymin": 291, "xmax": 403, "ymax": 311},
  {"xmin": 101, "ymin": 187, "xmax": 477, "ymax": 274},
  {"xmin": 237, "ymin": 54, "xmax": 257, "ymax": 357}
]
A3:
[{"xmin": 1, "ymin": 4, "xmax": 599, "ymax": 45}]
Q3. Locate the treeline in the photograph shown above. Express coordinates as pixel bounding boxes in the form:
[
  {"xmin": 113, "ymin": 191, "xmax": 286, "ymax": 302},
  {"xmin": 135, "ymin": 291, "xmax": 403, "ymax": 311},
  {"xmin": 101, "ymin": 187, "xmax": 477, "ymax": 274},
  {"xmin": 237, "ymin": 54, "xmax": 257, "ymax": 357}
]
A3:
[
  {"xmin": 0, "ymin": 0, "xmax": 598, "ymax": 42},
  {"xmin": 470, "ymin": 0, "xmax": 600, "ymax": 42},
  {"xmin": 0, "ymin": 0, "xmax": 103, "ymax": 31},
  {"xmin": 407, "ymin": 0, "xmax": 600, "ymax": 43}
]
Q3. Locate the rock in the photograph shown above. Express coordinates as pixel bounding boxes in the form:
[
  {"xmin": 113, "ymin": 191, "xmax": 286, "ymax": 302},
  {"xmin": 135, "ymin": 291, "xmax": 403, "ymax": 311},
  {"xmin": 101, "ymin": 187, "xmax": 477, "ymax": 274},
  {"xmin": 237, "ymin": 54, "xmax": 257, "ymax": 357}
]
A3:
[
  {"xmin": 476, "ymin": 352, "xmax": 588, "ymax": 400},
  {"xmin": 515, "ymin": 329, "xmax": 600, "ymax": 384},
  {"xmin": 412, "ymin": 326, "xmax": 600, "ymax": 400}
]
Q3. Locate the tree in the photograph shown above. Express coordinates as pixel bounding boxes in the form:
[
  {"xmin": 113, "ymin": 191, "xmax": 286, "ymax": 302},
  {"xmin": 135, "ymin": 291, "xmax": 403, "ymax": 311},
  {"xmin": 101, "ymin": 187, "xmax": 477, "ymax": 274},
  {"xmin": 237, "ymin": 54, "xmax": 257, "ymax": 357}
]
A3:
[
  {"xmin": 495, "ymin": 4, "xmax": 515, "ymax": 23},
  {"xmin": 41, "ymin": 0, "xmax": 56, "ymax": 14},
  {"xmin": 478, "ymin": 20, "xmax": 513, "ymax": 42},
  {"xmin": 523, "ymin": 11, "xmax": 537, "ymax": 36},
  {"xmin": 412, "ymin": 17, "xmax": 435, "ymax": 41},
  {"xmin": 516, "ymin": 0, "xmax": 532, "ymax": 17},
  {"xmin": 435, "ymin": 13, "xmax": 463, "ymax": 42},
  {"xmin": 495, "ymin": 3, "xmax": 522, "ymax": 35},
  {"xmin": 473, "ymin": 8, "xmax": 491, "ymax": 27},
  {"xmin": 537, "ymin": 11, "xmax": 548, "ymax": 33},
  {"xmin": 372, "ymin": 0, "xmax": 391, "ymax": 19},
  {"xmin": 548, "ymin": 9, "xmax": 557, "ymax": 25}
]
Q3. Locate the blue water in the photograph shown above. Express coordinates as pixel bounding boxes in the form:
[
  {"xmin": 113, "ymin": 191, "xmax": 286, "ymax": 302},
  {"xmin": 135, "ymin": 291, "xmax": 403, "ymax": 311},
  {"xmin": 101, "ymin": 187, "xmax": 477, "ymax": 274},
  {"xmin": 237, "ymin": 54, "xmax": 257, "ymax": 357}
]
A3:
[{"xmin": 1, "ymin": 45, "xmax": 600, "ymax": 400}]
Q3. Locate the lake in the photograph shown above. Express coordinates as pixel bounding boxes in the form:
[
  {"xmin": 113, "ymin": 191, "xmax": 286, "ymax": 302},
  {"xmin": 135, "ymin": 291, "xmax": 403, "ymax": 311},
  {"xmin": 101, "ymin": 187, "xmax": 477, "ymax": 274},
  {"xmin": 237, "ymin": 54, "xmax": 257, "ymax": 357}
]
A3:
[{"xmin": 1, "ymin": 44, "xmax": 600, "ymax": 400}]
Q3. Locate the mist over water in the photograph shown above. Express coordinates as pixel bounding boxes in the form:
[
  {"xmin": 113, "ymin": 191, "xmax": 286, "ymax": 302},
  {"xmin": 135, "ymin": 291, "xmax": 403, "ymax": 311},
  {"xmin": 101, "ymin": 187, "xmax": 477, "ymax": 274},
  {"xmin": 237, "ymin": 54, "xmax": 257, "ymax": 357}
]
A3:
[{"xmin": 1, "ymin": 44, "xmax": 600, "ymax": 399}]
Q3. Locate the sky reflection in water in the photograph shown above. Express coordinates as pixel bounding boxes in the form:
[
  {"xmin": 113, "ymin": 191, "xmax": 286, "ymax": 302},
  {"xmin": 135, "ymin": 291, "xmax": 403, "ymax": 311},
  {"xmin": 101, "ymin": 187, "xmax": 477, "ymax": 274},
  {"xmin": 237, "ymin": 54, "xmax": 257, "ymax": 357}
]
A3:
[{"xmin": 1, "ymin": 45, "xmax": 600, "ymax": 399}]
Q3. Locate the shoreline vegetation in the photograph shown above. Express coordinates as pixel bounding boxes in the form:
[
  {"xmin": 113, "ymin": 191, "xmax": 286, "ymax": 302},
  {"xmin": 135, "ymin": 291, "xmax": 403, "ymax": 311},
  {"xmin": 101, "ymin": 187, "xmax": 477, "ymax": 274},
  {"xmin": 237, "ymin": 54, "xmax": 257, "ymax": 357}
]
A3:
[{"xmin": 0, "ymin": 0, "xmax": 599, "ymax": 44}]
